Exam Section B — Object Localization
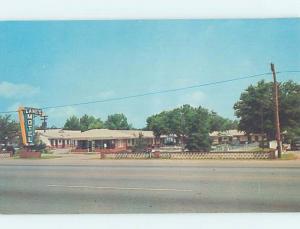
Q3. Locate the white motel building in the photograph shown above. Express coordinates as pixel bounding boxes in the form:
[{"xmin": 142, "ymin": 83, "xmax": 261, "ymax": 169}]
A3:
[
  {"xmin": 36, "ymin": 128, "xmax": 265, "ymax": 153},
  {"xmin": 36, "ymin": 129, "xmax": 156, "ymax": 153}
]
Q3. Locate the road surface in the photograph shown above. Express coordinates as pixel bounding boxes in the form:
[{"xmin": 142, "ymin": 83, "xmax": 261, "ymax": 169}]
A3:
[{"xmin": 0, "ymin": 158, "xmax": 300, "ymax": 213}]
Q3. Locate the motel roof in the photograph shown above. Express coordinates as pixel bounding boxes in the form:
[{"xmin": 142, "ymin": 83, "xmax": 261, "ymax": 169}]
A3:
[
  {"xmin": 76, "ymin": 129, "xmax": 155, "ymax": 140},
  {"xmin": 119, "ymin": 130, "xmax": 154, "ymax": 138},
  {"xmin": 209, "ymin": 129, "xmax": 247, "ymax": 137},
  {"xmin": 74, "ymin": 129, "xmax": 132, "ymax": 140},
  {"xmin": 36, "ymin": 129, "xmax": 82, "ymax": 139}
]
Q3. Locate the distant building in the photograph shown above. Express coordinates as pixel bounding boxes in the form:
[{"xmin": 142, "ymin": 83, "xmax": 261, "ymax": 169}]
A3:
[
  {"xmin": 160, "ymin": 134, "xmax": 178, "ymax": 145},
  {"xmin": 209, "ymin": 129, "xmax": 265, "ymax": 145}
]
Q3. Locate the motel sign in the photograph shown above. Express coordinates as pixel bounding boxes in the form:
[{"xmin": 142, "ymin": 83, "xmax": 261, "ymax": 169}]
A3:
[{"xmin": 18, "ymin": 107, "xmax": 45, "ymax": 146}]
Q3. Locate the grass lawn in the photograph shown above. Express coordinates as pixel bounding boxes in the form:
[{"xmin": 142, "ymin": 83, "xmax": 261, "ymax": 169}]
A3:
[
  {"xmin": 41, "ymin": 154, "xmax": 62, "ymax": 159},
  {"xmin": 13, "ymin": 154, "xmax": 62, "ymax": 159},
  {"xmin": 280, "ymin": 153, "xmax": 298, "ymax": 160}
]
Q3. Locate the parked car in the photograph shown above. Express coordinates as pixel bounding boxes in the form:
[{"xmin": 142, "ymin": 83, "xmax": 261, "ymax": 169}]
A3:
[
  {"xmin": 291, "ymin": 137, "xmax": 300, "ymax": 151},
  {"xmin": 0, "ymin": 146, "xmax": 13, "ymax": 156}
]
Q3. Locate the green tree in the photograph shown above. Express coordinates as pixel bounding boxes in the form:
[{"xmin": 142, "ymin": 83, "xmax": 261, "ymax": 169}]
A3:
[
  {"xmin": 185, "ymin": 132, "xmax": 211, "ymax": 152},
  {"xmin": 184, "ymin": 105, "xmax": 211, "ymax": 151},
  {"xmin": 64, "ymin": 115, "xmax": 104, "ymax": 131},
  {"xmin": 146, "ymin": 104, "xmax": 211, "ymax": 151},
  {"xmin": 0, "ymin": 115, "xmax": 20, "ymax": 146},
  {"xmin": 146, "ymin": 112, "xmax": 168, "ymax": 137},
  {"xmin": 284, "ymin": 127, "xmax": 300, "ymax": 143},
  {"xmin": 88, "ymin": 118, "xmax": 104, "ymax": 129},
  {"xmin": 279, "ymin": 81, "xmax": 300, "ymax": 142},
  {"xmin": 208, "ymin": 111, "xmax": 238, "ymax": 132},
  {"xmin": 234, "ymin": 80, "xmax": 300, "ymax": 140},
  {"xmin": 105, "ymin": 113, "xmax": 132, "ymax": 130},
  {"xmin": 80, "ymin": 114, "xmax": 104, "ymax": 131},
  {"xmin": 279, "ymin": 81, "xmax": 300, "ymax": 131},
  {"xmin": 165, "ymin": 107, "xmax": 186, "ymax": 139},
  {"xmin": 63, "ymin": 115, "xmax": 81, "ymax": 130}
]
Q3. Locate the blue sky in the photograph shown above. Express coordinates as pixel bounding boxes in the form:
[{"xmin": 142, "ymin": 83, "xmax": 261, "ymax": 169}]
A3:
[{"xmin": 0, "ymin": 19, "xmax": 299, "ymax": 128}]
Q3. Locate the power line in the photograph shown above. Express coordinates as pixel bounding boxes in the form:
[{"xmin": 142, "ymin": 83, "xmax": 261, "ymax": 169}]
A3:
[
  {"xmin": 277, "ymin": 70, "xmax": 300, "ymax": 74},
  {"xmin": 0, "ymin": 70, "xmax": 299, "ymax": 114}
]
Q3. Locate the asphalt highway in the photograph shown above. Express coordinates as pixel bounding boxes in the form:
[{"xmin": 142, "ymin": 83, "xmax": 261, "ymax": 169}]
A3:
[{"xmin": 0, "ymin": 159, "xmax": 300, "ymax": 213}]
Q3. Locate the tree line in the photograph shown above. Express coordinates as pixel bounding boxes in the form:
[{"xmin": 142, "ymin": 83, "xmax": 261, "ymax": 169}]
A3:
[
  {"xmin": 146, "ymin": 104, "xmax": 238, "ymax": 151},
  {"xmin": 234, "ymin": 80, "xmax": 300, "ymax": 141},
  {"xmin": 62, "ymin": 106, "xmax": 237, "ymax": 151},
  {"xmin": 145, "ymin": 80, "xmax": 300, "ymax": 150},
  {"xmin": 63, "ymin": 113, "xmax": 133, "ymax": 131},
  {"xmin": 0, "ymin": 80, "xmax": 299, "ymax": 150},
  {"xmin": 0, "ymin": 115, "xmax": 19, "ymax": 146}
]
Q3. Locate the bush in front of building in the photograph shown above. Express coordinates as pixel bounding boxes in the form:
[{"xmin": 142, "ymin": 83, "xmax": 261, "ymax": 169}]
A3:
[
  {"xmin": 31, "ymin": 142, "xmax": 52, "ymax": 154},
  {"xmin": 185, "ymin": 132, "xmax": 211, "ymax": 152},
  {"xmin": 291, "ymin": 137, "xmax": 300, "ymax": 151},
  {"xmin": 132, "ymin": 133, "xmax": 149, "ymax": 153}
]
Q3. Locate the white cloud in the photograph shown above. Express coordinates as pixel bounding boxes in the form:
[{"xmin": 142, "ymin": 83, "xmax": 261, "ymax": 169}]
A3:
[
  {"xmin": 149, "ymin": 90, "xmax": 206, "ymax": 114},
  {"xmin": 0, "ymin": 81, "xmax": 40, "ymax": 98},
  {"xmin": 6, "ymin": 102, "xmax": 22, "ymax": 112},
  {"xmin": 97, "ymin": 90, "xmax": 115, "ymax": 99},
  {"xmin": 176, "ymin": 91, "xmax": 206, "ymax": 107},
  {"xmin": 46, "ymin": 106, "xmax": 78, "ymax": 119},
  {"xmin": 5, "ymin": 103, "xmax": 78, "ymax": 128},
  {"xmin": 7, "ymin": 102, "xmax": 40, "ymax": 112},
  {"xmin": 5, "ymin": 102, "xmax": 41, "ymax": 123},
  {"xmin": 45, "ymin": 106, "xmax": 79, "ymax": 128}
]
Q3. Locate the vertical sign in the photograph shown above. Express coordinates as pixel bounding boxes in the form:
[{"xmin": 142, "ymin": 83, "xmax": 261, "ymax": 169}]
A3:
[{"xmin": 18, "ymin": 107, "xmax": 44, "ymax": 146}]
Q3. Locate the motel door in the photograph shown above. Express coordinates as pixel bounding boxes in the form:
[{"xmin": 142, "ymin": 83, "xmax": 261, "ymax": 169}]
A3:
[{"xmin": 88, "ymin": 141, "xmax": 92, "ymax": 152}]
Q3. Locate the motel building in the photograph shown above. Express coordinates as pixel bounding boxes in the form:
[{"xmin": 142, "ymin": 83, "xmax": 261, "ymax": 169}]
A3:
[
  {"xmin": 209, "ymin": 129, "xmax": 266, "ymax": 145},
  {"xmin": 36, "ymin": 129, "xmax": 156, "ymax": 153},
  {"xmin": 36, "ymin": 128, "xmax": 266, "ymax": 153}
]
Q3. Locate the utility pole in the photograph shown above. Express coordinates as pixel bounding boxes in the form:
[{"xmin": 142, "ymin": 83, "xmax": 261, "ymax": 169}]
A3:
[
  {"xmin": 41, "ymin": 115, "xmax": 48, "ymax": 133},
  {"xmin": 270, "ymin": 63, "xmax": 282, "ymax": 158}
]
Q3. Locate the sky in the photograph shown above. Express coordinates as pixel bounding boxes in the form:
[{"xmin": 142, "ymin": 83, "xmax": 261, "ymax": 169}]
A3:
[{"xmin": 0, "ymin": 19, "xmax": 299, "ymax": 128}]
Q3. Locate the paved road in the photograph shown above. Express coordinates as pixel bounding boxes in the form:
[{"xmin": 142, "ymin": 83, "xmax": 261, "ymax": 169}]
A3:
[{"xmin": 0, "ymin": 158, "xmax": 300, "ymax": 213}]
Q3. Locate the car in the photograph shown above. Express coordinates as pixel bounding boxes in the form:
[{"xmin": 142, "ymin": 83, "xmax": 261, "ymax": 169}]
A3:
[
  {"xmin": 291, "ymin": 137, "xmax": 300, "ymax": 151},
  {"xmin": 0, "ymin": 145, "xmax": 16, "ymax": 154}
]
